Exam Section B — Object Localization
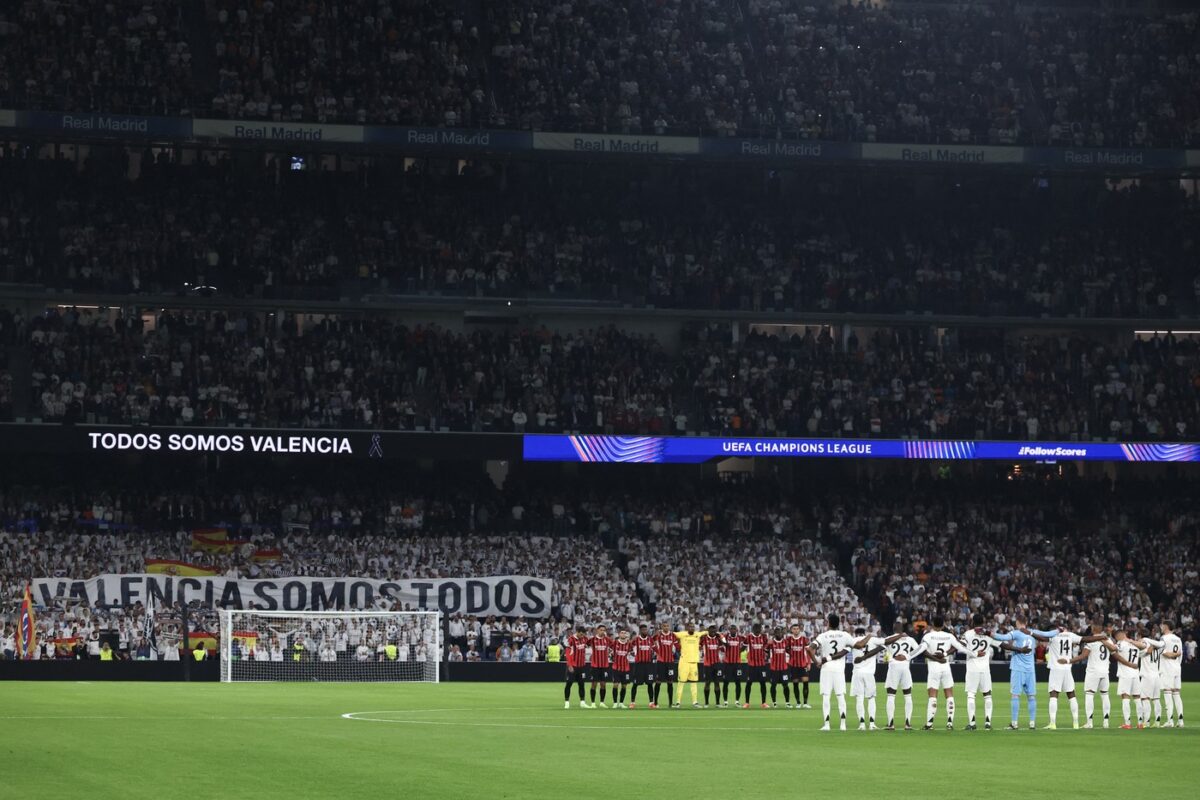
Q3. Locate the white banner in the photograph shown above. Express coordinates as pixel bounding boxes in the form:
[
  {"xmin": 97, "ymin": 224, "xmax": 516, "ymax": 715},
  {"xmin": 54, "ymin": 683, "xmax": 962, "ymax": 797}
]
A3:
[
  {"xmin": 860, "ymin": 142, "xmax": 1024, "ymax": 165},
  {"xmin": 532, "ymin": 131, "xmax": 700, "ymax": 155},
  {"xmin": 32, "ymin": 575, "xmax": 553, "ymax": 617},
  {"xmin": 192, "ymin": 118, "xmax": 364, "ymax": 143},
  {"xmin": 0, "ymin": 109, "xmax": 15, "ymax": 128}
]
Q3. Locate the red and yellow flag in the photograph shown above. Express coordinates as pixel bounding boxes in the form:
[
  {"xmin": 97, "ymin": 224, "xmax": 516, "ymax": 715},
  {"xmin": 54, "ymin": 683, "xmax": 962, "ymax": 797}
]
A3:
[
  {"xmin": 191, "ymin": 528, "xmax": 249, "ymax": 553},
  {"xmin": 145, "ymin": 559, "xmax": 219, "ymax": 577},
  {"xmin": 17, "ymin": 584, "xmax": 37, "ymax": 659}
]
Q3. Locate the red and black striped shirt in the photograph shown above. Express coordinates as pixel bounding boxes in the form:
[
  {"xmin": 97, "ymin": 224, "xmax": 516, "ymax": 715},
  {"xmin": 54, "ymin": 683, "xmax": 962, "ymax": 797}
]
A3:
[
  {"xmin": 785, "ymin": 635, "xmax": 811, "ymax": 669},
  {"xmin": 768, "ymin": 638, "xmax": 790, "ymax": 671},
  {"xmin": 632, "ymin": 635, "xmax": 655, "ymax": 663},
  {"xmin": 589, "ymin": 635, "xmax": 613, "ymax": 669},
  {"xmin": 702, "ymin": 635, "xmax": 724, "ymax": 667},
  {"xmin": 723, "ymin": 634, "xmax": 743, "ymax": 664},
  {"xmin": 612, "ymin": 639, "xmax": 634, "ymax": 672},
  {"xmin": 744, "ymin": 633, "xmax": 769, "ymax": 667},
  {"xmin": 566, "ymin": 635, "xmax": 589, "ymax": 669},
  {"xmin": 653, "ymin": 632, "xmax": 678, "ymax": 663}
]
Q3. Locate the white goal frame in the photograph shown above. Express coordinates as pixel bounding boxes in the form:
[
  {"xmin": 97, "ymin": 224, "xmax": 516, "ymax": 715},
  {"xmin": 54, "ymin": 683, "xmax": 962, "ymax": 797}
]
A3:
[{"xmin": 218, "ymin": 609, "xmax": 441, "ymax": 683}]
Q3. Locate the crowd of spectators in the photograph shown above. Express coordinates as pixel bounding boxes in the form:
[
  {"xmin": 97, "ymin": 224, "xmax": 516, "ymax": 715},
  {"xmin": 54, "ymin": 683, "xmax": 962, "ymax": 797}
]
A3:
[
  {"xmin": 207, "ymin": 0, "xmax": 488, "ymax": 127},
  {"xmin": 623, "ymin": 536, "xmax": 874, "ymax": 633},
  {"xmin": 743, "ymin": 0, "xmax": 1025, "ymax": 145},
  {"xmin": 485, "ymin": 0, "xmax": 751, "ymax": 135},
  {"xmin": 833, "ymin": 476, "xmax": 1199, "ymax": 642},
  {"xmin": 683, "ymin": 323, "xmax": 1200, "ymax": 441},
  {"xmin": 3, "ymin": 150, "xmax": 1197, "ymax": 318},
  {"xmin": 2, "ymin": 2, "xmax": 1199, "ymax": 146},
  {"xmin": 9, "ymin": 306, "xmax": 1200, "ymax": 442},
  {"xmin": 0, "ymin": 1, "xmax": 193, "ymax": 117},
  {"xmin": 3, "ymin": 472, "xmax": 1198, "ymax": 663}
]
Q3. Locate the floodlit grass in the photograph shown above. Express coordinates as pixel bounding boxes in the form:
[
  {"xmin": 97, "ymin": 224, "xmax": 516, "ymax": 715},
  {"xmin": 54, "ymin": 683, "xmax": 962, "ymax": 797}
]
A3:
[{"xmin": 3, "ymin": 681, "xmax": 1195, "ymax": 799}]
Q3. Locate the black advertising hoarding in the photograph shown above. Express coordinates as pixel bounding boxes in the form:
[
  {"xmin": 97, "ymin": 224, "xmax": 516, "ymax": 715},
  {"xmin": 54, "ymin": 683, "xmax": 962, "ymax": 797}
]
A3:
[{"xmin": 0, "ymin": 424, "xmax": 521, "ymax": 461}]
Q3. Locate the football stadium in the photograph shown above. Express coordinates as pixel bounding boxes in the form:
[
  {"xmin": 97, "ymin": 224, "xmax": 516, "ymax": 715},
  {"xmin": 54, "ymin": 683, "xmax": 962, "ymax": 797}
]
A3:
[{"xmin": 1, "ymin": 1, "xmax": 1199, "ymax": 797}]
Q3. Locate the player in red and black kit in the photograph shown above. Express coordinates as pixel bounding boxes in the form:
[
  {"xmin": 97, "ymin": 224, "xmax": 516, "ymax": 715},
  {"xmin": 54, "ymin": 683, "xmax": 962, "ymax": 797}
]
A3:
[
  {"xmin": 611, "ymin": 629, "xmax": 635, "ymax": 708},
  {"xmin": 720, "ymin": 625, "xmax": 745, "ymax": 707},
  {"xmin": 630, "ymin": 623, "xmax": 656, "ymax": 708},
  {"xmin": 651, "ymin": 622, "xmax": 678, "ymax": 708},
  {"xmin": 700, "ymin": 624, "xmax": 724, "ymax": 708},
  {"xmin": 767, "ymin": 626, "xmax": 792, "ymax": 708},
  {"xmin": 564, "ymin": 625, "xmax": 591, "ymax": 707},
  {"xmin": 786, "ymin": 623, "xmax": 812, "ymax": 708},
  {"xmin": 588, "ymin": 624, "xmax": 613, "ymax": 708},
  {"xmin": 743, "ymin": 622, "xmax": 770, "ymax": 708}
]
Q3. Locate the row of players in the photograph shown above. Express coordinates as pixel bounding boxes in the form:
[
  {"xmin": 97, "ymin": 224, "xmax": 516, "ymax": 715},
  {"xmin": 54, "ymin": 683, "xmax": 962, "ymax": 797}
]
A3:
[{"xmin": 562, "ymin": 615, "xmax": 1186, "ymax": 732}]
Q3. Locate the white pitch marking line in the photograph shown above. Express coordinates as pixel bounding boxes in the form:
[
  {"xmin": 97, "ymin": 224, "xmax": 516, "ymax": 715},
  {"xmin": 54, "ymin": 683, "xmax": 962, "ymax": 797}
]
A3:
[{"xmin": 0, "ymin": 715, "xmax": 334, "ymax": 721}]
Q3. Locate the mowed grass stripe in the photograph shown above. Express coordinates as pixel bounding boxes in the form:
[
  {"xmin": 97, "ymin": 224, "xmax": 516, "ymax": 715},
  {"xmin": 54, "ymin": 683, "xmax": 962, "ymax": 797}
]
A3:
[{"xmin": 3, "ymin": 682, "xmax": 1194, "ymax": 800}]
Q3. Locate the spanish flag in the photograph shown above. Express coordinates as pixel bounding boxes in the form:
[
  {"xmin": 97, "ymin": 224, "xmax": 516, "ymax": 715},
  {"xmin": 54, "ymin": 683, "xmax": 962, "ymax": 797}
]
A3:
[
  {"xmin": 191, "ymin": 528, "xmax": 249, "ymax": 553},
  {"xmin": 17, "ymin": 584, "xmax": 36, "ymax": 659},
  {"xmin": 186, "ymin": 631, "xmax": 220, "ymax": 653},
  {"xmin": 145, "ymin": 559, "xmax": 219, "ymax": 577}
]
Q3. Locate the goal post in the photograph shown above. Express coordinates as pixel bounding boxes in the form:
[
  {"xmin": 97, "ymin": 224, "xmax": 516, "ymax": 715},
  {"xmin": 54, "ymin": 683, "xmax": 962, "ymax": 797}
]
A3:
[{"xmin": 218, "ymin": 609, "xmax": 441, "ymax": 683}]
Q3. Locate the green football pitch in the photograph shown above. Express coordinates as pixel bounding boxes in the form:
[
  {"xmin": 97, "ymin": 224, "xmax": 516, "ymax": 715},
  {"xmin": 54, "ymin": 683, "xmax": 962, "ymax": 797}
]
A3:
[{"xmin": 4, "ymin": 681, "xmax": 1195, "ymax": 799}]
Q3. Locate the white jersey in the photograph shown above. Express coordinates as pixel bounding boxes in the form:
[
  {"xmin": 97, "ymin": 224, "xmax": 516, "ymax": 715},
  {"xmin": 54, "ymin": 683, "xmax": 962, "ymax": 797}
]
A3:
[
  {"xmin": 814, "ymin": 630, "xmax": 858, "ymax": 667},
  {"xmin": 921, "ymin": 630, "xmax": 969, "ymax": 662},
  {"xmin": 1139, "ymin": 638, "xmax": 1163, "ymax": 677},
  {"xmin": 1115, "ymin": 640, "xmax": 1141, "ymax": 678},
  {"xmin": 883, "ymin": 635, "xmax": 923, "ymax": 667},
  {"xmin": 961, "ymin": 628, "xmax": 999, "ymax": 673},
  {"xmin": 1159, "ymin": 633, "xmax": 1183, "ymax": 675},
  {"xmin": 853, "ymin": 638, "xmax": 883, "ymax": 676},
  {"xmin": 1161, "ymin": 633, "xmax": 1180, "ymax": 671},
  {"xmin": 1046, "ymin": 631, "xmax": 1082, "ymax": 670},
  {"xmin": 1083, "ymin": 639, "xmax": 1114, "ymax": 674}
]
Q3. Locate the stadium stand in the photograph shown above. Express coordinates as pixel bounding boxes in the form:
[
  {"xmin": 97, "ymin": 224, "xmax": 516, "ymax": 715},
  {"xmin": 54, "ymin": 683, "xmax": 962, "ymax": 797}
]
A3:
[
  {"xmin": 8, "ymin": 308, "xmax": 1200, "ymax": 441},
  {"xmin": 830, "ymin": 475, "xmax": 1199, "ymax": 637},
  {"xmin": 1, "ymin": 2, "xmax": 1198, "ymax": 145},
  {"xmin": 2, "ymin": 150, "xmax": 1198, "ymax": 316},
  {"xmin": 623, "ymin": 536, "xmax": 874, "ymax": 632},
  {"xmin": 3, "ymin": 472, "xmax": 1197, "ymax": 661}
]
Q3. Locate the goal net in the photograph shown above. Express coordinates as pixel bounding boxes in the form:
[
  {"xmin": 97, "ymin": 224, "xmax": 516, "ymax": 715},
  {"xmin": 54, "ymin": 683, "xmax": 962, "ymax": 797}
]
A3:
[{"xmin": 218, "ymin": 610, "xmax": 441, "ymax": 683}]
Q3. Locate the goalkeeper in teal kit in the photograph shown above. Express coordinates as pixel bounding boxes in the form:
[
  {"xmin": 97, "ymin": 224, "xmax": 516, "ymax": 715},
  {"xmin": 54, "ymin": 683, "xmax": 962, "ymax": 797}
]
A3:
[{"xmin": 989, "ymin": 616, "xmax": 1054, "ymax": 730}]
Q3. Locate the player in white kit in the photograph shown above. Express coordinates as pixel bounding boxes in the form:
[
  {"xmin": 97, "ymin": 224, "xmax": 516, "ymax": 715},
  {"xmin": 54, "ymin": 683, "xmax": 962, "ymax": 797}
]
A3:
[
  {"xmin": 849, "ymin": 627, "xmax": 883, "ymax": 730},
  {"xmin": 920, "ymin": 616, "xmax": 973, "ymax": 730},
  {"xmin": 808, "ymin": 614, "xmax": 870, "ymax": 731},
  {"xmin": 961, "ymin": 614, "xmax": 1001, "ymax": 730},
  {"xmin": 1111, "ymin": 630, "xmax": 1143, "ymax": 728},
  {"xmin": 878, "ymin": 621, "xmax": 924, "ymax": 731},
  {"xmin": 1030, "ymin": 621, "xmax": 1107, "ymax": 730},
  {"xmin": 1158, "ymin": 622, "xmax": 1184, "ymax": 727},
  {"xmin": 1137, "ymin": 631, "xmax": 1165, "ymax": 727},
  {"xmin": 1081, "ymin": 621, "xmax": 1117, "ymax": 729}
]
